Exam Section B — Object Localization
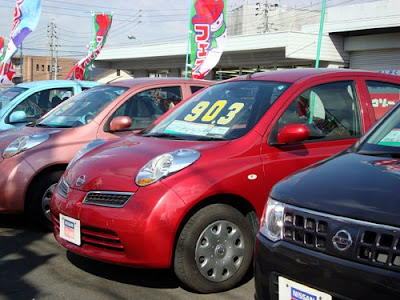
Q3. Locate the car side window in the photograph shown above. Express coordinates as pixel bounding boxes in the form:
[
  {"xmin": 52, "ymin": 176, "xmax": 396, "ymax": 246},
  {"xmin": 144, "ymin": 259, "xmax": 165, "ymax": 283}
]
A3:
[
  {"xmin": 366, "ymin": 81, "xmax": 400, "ymax": 120},
  {"xmin": 108, "ymin": 86, "xmax": 183, "ymax": 131},
  {"xmin": 274, "ymin": 81, "xmax": 361, "ymax": 142},
  {"xmin": 7, "ymin": 88, "xmax": 73, "ymax": 123},
  {"xmin": 190, "ymin": 85, "xmax": 206, "ymax": 94}
]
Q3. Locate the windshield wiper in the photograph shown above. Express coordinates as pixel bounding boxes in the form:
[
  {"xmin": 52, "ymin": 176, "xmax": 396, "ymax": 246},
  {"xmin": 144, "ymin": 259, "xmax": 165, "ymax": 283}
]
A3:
[
  {"xmin": 194, "ymin": 136, "xmax": 227, "ymax": 141},
  {"xmin": 142, "ymin": 133, "xmax": 185, "ymax": 140},
  {"xmin": 357, "ymin": 149, "xmax": 400, "ymax": 158},
  {"xmin": 34, "ymin": 123, "xmax": 53, "ymax": 128}
]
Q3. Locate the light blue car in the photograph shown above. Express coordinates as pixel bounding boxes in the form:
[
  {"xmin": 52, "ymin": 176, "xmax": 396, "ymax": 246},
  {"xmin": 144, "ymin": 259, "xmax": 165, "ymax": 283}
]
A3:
[{"xmin": 0, "ymin": 80, "xmax": 99, "ymax": 131}]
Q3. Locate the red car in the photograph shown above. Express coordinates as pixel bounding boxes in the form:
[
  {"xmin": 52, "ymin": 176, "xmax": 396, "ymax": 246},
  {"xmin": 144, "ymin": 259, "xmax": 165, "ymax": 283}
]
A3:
[{"xmin": 51, "ymin": 69, "xmax": 400, "ymax": 293}]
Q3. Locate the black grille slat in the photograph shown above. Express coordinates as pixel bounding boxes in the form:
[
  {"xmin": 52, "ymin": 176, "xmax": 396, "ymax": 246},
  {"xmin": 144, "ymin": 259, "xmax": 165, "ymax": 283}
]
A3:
[{"xmin": 83, "ymin": 191, "xmax": 133, "ymax": 208}]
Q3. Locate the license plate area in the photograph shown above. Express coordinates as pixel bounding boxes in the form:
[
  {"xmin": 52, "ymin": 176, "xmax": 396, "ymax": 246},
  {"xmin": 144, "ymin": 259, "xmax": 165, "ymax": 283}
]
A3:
[
  {"xmin": 279, "ymin": 276, "xmax": 332, "ymax": 300},
  {"xmin": 59, "ymin": 214, "xmax": 81, "ymax": 246}
]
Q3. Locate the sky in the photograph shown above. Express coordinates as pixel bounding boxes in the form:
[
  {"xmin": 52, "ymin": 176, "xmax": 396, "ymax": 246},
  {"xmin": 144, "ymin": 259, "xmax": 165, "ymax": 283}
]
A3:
[{"xmin": 0, "ymin": 0, "xmax": 379, "ymax": 59}]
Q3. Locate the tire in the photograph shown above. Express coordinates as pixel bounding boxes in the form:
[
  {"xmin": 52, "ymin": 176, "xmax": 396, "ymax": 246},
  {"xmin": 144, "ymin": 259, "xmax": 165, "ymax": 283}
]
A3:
[
  {"xmin": 26, "ymin": 170, "xmax": 64, "ymax": 231},
  {"xmin": 174, "ymin": 204, "xmax": 254, "ymax": 293}
]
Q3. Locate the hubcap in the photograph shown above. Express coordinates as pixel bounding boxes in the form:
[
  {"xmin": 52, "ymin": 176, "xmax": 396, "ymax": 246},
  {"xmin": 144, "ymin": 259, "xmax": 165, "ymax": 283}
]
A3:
[
  {"xmin": 195, "ymin": 220, "xmax": 245, "ymax": 282},
  {"xmin": 41, "ymin": 183, "xmax": 57, "ymax": 221}
]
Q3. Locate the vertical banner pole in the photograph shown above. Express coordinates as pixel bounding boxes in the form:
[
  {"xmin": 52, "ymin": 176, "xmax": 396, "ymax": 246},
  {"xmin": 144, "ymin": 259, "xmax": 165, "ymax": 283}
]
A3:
[
  {"xmin": 315, "ymin": 0, "xmax": 326, "ymax": 69},
  {"xmin": 184, "ymin": 0, "xmax": 194, "ymax": 78},
  {"xmin": 20, "ymin": 43, "xmax": 23, "ymax": 83},
  {"xmin": 309, "ymin": 0, "xmax": 327, "ymax": 124}
]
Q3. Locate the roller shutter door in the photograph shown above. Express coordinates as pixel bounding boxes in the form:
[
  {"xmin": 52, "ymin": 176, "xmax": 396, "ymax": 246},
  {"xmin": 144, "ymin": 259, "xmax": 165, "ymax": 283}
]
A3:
[{"xmin": 350, "ymin": 49, "xmax": 400, "ymax": 73}]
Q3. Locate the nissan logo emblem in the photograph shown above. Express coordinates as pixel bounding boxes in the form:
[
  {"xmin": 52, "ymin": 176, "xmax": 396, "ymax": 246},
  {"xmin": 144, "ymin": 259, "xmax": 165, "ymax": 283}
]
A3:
[
  {"xmin": 76, "ymin": 175, "xmax": 86, "ymax": 187},
  {"xmin": 332, "ymin": 230, "xmax": 353, "ymax": 251}
]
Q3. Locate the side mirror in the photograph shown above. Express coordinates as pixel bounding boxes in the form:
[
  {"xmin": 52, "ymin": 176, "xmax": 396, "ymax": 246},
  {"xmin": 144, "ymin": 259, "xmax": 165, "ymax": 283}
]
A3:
[
  {"xmin": 9, "ymin": 111, "xmax": 27, "ymax": 123},
  {"xmin": 109, "ymin": 116, "xmax": 132, "ymax": 132},
  {"xmin": 277, "ymin": 123, "xmax": 310, "ymax": 144}
]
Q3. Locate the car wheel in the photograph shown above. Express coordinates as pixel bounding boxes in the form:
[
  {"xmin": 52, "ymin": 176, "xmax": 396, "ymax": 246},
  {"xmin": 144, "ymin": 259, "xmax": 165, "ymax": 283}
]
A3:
[
  {"xmin": 26, "ymin": 170, "xmax": 64, "ymax": 231},
  {"xmin": 174, "ymin": 204, "xmax": 254, "ymax": 293}
]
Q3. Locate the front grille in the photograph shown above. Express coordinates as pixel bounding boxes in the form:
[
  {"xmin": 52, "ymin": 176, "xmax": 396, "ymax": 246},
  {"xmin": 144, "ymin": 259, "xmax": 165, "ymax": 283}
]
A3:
[
  {"xmin": 283, "ymin": 211, "xmax": 328, "ymax": 251},
  {"xmin": 83, "ymin": 191, "xmax": 133, "ymax": 208},
  {"xmin": 81, "ymin": 226, "xmax": 124, "ymax": 251},
  {"xmin": 357, "ymin": 230, "xmax": 400, "ymax": 271},
  {"xmin": 282, "ymin": 204, "xmax": 400, "ymax": 272},
  {"xmin": 57, "ymin": 178, "xmax": 70, "ymax": 198},
  {"xmin": 51, "ymin": 212, "xmax": 124, "ymax": 252}
]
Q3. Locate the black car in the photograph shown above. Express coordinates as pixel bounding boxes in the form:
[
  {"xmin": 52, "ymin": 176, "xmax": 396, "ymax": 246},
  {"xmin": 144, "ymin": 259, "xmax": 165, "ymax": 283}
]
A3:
[{"xmin": 254, "ymin": 102, "xmax": 400, "ymax": 299}]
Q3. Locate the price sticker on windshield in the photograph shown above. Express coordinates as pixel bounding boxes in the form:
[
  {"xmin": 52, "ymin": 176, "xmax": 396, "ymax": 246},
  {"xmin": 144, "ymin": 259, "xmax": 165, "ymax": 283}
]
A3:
[
  {"xmin": 379, "ymin": 129, "xmax": 400, "ymax": 146},
  {"xmin": 184, "ymin": 100, "xmax": 245, "ymax": 125}
]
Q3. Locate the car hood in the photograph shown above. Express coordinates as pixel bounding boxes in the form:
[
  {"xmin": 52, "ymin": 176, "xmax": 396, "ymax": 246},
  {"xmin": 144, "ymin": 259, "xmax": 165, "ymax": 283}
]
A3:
[
  {"xmin": 0, "ymin": 126, "xmax": 65, "ymax": 162},
  {"xmin": 271, "ymin": 152, "xmax": 400, "ymax": 227},
  {"xmin": 65, "ymin": 135, "xmax": 230, "ymax": 193}
]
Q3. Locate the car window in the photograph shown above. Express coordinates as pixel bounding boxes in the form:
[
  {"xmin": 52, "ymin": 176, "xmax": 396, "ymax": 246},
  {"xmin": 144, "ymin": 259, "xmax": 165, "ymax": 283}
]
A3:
[
  {"xmin": 36, "ymin": 85, "xmax": 128, "ymax": 128},
  {"xmin": 0, "ymin": 87, "xmax": 27, "ymax": 110},
  {"xmin": 273, "ymin": 81, "xmax": 361, "ymax": 142},
  {"xmin": 190, "ymin": 86, "xmax": 206, "ymax": 94},
  {"xmin": 6, "ymin": 88, "xmax": 74, "ymax": 124},
  {"xmin": 358, "ymin": 103, "xmax": 400, "ymax": 154},
  {"xmin": 142, "ymin": 81, "xmax": 290, "ymax": 140},
  {"xmin": 107, "ymin": 86, "xmax": 183, "ymax": 131},
  {"xmin": 366, "ymin": 81, "xmax": 400, "ymax": 120}
]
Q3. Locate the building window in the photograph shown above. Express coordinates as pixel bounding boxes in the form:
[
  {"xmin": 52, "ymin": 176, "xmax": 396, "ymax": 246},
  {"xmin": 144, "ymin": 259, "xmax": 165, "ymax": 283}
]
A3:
[
  {"xmin": 36, "ymin": 64, "xmax": 39, "ymax": 71},
  {"xmin": 117, "ymin": 69, "xmax": 120, "ymax": 76},
  {"xmin": 48, "ymin": 65, "xmax": 50, "ymax": 72},
  {"xmin": 41, "ymin": 65, "xmax": 44, "ymax": 72}
]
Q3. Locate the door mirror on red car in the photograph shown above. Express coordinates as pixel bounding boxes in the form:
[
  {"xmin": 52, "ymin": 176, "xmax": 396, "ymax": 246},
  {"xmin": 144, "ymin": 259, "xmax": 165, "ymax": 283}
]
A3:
[
  {"xmin": 277, "ymin": 123, "xmax": 310, "ymax": 144},
  {"xmin": 109, "ymin": 116, "xmax": 132, "ymax": 132}
]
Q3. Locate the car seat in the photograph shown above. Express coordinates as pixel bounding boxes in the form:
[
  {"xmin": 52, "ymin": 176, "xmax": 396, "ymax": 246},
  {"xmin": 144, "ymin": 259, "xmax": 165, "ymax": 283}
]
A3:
[{"xmin": 51, "ymin": 95, "xmax": 62, "ymax": 108}]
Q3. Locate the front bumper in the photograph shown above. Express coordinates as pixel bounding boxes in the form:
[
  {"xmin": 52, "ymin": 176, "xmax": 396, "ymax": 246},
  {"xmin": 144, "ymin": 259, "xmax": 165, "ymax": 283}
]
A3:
[
  {"xmin": 254, "ymin": 233, "xmax": 400, "ymax": 299},
  {"xmin": 0, "ymin": 157, "xmax": 35, "ymax": 213},
  {"xmin": 51, "ymin": 181, "xmax": 187, "ymax": 268}
]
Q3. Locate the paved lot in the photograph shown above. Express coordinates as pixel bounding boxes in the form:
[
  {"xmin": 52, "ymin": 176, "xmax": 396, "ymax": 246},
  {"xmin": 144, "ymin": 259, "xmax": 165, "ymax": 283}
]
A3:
[{"xmin": 0, "ymin": 215, "xmax": 254, "ymax": 300}]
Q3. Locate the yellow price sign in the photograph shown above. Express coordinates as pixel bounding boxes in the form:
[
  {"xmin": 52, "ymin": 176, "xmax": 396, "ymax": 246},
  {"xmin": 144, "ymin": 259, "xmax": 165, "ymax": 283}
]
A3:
[{"xmin": 184, "ymin": 100, "xmax": 244, "ymax": 125}]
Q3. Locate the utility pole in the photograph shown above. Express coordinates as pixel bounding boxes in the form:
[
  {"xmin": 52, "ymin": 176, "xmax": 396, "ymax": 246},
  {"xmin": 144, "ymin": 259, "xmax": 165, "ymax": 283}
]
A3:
[
  {"xmin": 255, "ymin": 1, "xmax": 279, "ymax": 33},
  {"xmin": 47, "ymin": 19, "xmax": 59, "ymax": 80}
]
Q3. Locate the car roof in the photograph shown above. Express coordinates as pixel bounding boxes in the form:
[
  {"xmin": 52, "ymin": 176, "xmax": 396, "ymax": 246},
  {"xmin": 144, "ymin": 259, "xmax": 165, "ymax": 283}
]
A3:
[
  {"xmin": 17, "ymin": 80, "xmax": 98, "ymax": 88},
  {"xmin": 230, "ymin": 68, "xmax": 399, "ymax": 83},
  {"xmin": 108, "ymin": 77, "xmax": 213, "ymax": 88}
]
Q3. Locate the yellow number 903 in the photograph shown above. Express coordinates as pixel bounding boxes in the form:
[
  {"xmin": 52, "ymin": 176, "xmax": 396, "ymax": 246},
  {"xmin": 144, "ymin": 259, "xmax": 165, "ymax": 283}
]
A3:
[{"xmin": 184, "ymin": 100, "xmax": 244, "ymax": 125}]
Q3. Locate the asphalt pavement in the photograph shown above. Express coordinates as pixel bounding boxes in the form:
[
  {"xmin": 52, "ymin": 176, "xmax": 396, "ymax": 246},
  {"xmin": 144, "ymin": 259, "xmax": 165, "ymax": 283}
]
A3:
[{"xmin": 0, "ymin": 214, "xmax": 254, "ymax": 300}]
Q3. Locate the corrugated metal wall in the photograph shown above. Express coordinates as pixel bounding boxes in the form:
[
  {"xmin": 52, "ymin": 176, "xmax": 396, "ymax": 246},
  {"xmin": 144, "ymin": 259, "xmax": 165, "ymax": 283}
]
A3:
[{"xmin": 350, "ymin": 49, "xmax": 400, "ymax": 72}]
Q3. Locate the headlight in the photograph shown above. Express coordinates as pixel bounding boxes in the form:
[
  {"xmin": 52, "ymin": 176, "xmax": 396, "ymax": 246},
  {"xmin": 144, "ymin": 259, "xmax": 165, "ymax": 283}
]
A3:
[
  {"xmin": 68, "ymin": 139, "xmax": 106, "ymax": 168},
  {"xmin": 3, "ymin": 133, "xmax": 50, "ymax": 158},
  {"xmin": 260, "ymin": 198, "xmax": 285, "ymax": 242},
  {"xmin": 136, "ymin": 149, "xmax": 200, "ymax": 186}
]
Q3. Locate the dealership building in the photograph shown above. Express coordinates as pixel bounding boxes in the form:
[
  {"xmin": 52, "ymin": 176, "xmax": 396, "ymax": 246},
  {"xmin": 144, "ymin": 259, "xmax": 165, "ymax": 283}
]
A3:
[{"xmin": 95, "ymin": 0, "xmax": 400, "ymax": 80}]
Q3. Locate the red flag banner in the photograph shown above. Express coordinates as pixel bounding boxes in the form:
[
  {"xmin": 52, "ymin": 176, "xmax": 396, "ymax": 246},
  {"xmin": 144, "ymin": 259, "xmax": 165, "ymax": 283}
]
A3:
[
  {"xmin": 66, "ymin": 13, "xmax": 112, "ymax": 80},
  {"xmin": 190, "ymin": 0, "xmax": 227, "ymax": 79}
]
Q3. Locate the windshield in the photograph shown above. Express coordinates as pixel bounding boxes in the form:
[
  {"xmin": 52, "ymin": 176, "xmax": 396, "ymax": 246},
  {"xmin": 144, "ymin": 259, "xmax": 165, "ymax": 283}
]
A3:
[
  {"xmin": 142, "ymin": 81, "xmax": 290, "ymax": 140},
  {"xmin": 358, "ymin": 104, "xmax": 400, "ymax": 156},
  {"xmin": 36, "ymin": 85, "xmax": 128, "ymax": 128},
  {"xmin": 0, "ymin": 87, "xmax": 28, "ymax": 110}
]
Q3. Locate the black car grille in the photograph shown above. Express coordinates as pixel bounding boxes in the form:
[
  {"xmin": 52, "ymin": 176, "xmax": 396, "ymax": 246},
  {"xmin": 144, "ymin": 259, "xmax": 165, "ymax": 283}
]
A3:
[
  {"xmin": 83, "ymin": 191, "xmax": 133, "ymax": 208},
  {"xmin": 57, "ymin": 178, "xmax": 70, "ymax": 198},
  {"xmin": 283, "ymin": 211, "xmax": 328, "ymax": 251},
  {"xmin": 283, "ymin": 204, "xmax": 400, "ymax": 272},
  {"xmin": 357, "ymin": 230, "xmax": 400, "ymax": 271}
]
